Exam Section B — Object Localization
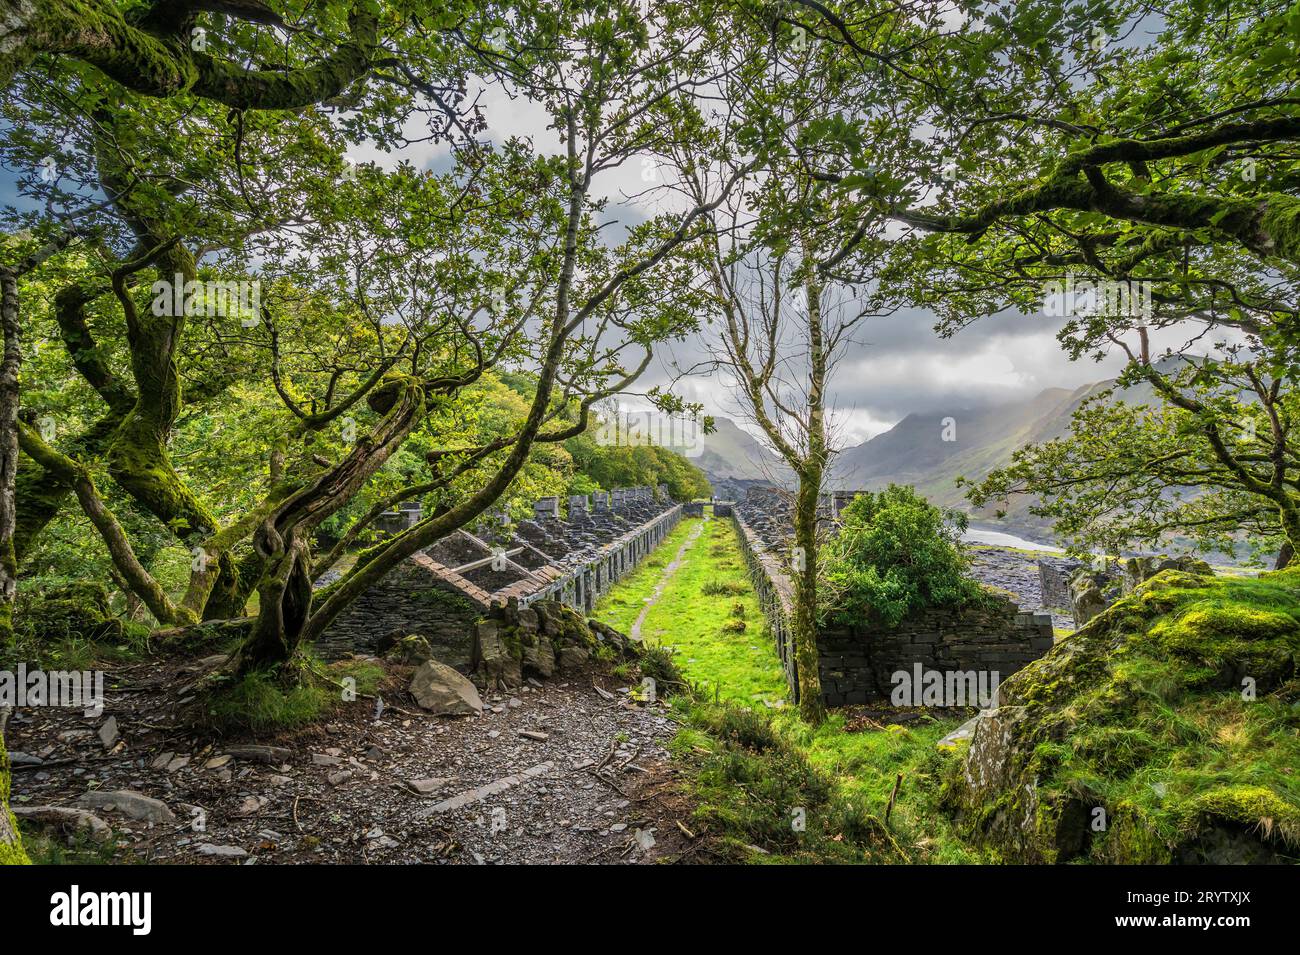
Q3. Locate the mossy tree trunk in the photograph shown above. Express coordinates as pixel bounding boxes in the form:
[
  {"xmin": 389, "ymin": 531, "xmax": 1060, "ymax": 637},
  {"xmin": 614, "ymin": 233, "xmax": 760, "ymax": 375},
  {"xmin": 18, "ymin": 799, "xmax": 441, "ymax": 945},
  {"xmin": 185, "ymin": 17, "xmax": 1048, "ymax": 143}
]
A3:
[
  {"xmin": 791, "ymin": 267, "xmax": 828, "ymax": 726},
  {"xmin": 0, "ymin": 266, "xmax": 21, "ymax": 645},
  {"xmin": 0, "ymin": 232, "xmax": 75, "ymax": 641},
  {"xmin": 234, "ymin": 376, "xmax": 428, "ymax": 674},
  {"xmin": 2, "ymin": 0, "xmax": 377, "ymax": 110},
  {"xmin": 791, "ymin": 476, "xmax": 826, "ymax": 724},
  {"xmin": 704, "ymin": 231, "xmax": 830, "ymax": 725},
  {"xmin": 2, "ymin": 0, "xmax": 381, "ymax": 620},
  {"xmin": 0, "ymin": 706, "xmax": 29, "ymax": 865},
  {"xmin": 11, "ymin": 278, "xmax": 132, "ymax": 566},
  {"xmin": 65, "ymin": 123, "xmax": 243, "ymax": 623}
]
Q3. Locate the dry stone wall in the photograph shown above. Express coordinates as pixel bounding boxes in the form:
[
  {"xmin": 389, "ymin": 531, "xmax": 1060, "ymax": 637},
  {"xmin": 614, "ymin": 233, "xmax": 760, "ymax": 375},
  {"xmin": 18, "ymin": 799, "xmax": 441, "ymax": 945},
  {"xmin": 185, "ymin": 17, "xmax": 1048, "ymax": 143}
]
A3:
[
  {"xmin": 318, "ymin": 487, "xmax": 681, "ymax": 668},
  {"xmin": 731, "ymin": 489, "xmax": 1054, "ymax": 707}
]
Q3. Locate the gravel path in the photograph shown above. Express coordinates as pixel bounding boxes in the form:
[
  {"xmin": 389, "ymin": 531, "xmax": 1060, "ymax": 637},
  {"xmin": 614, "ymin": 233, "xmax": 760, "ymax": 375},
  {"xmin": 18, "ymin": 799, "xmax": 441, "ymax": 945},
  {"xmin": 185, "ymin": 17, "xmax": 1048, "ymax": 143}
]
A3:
[{"xmin": 7, "ymin": 654, "xmax": 698, "ymax": 864}]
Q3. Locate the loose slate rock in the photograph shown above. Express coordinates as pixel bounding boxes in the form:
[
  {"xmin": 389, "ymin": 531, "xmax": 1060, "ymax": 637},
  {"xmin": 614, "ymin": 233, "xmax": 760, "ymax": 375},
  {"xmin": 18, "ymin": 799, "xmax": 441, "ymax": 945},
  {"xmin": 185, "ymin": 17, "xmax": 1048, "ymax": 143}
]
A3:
[
  {"xmin": 409, "ymin": 660, "xmax": 484, "ymax": 715},
  {"xmin": 196, "ymin": 843, "xmax": 248, "ymax": 859},
  {"xmin": 226, "ymin": 744, "xmax": 292, "ymax": 764},
  {"xmin": 77, "ymin": 789, "xmax": 177, "ymax": 824},
  {"xmin": 150, "ymin": 751, "xmax": 174, "ymax": 770},
  {"xmin": 406, "ymin": 777, "xmax": 453, "ymax": 794},
  {"xmin": 419, "ymin": 762, "xmax": 554, "ymax": 817},
  {"xmin": 13, "ymin": 806, "xmax": 112, "ymax": 843},
  {"xmin": 98, "ymin": 716, "xmax": 119, "ymax": 749},
  {"xmin": 235, "ymin": 795, "xmax": 269, "ymax": 817}
]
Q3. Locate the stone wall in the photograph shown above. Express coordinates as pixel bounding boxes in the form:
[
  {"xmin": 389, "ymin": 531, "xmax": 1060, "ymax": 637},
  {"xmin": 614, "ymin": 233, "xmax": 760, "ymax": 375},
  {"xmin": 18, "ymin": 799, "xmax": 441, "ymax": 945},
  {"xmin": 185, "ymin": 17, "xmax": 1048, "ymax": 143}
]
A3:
[
  {"xmin": 1037, "ymin": 557, "xmax": 1088, "ymax": 612},
  {"xmin": 318, "ymin": 487, "xmax": 681, "ymax": 668},
  {"xmin": 317, "ymin": 556, "xmax": 486, "ymax": 667},
  {"xmin": 731, "ymin": 507, "xmax": 800, "ymax": 697},
  {"xmin": 817, "ymin": 602, "xmax": 1055, "ymax": 707},
  {"xmin": 731, "ymin": 493, "xmax": 1054, "ymax": 707}
]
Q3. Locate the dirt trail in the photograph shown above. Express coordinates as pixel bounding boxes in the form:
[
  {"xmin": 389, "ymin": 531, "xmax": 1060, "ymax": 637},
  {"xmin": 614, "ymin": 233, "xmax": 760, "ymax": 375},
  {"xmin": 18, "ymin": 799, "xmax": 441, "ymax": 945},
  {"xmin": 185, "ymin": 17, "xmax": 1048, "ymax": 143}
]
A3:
[
  {"xmin": 630, "ymin": 518, "xmax": 704, "ymax": 643},
  {"xmin": 9, "ymin": 654, "xmax": 709, "ymax": 865},
  {"xmin": 6, "ymin": 654, "xmax": 704, "ymax": 864}
]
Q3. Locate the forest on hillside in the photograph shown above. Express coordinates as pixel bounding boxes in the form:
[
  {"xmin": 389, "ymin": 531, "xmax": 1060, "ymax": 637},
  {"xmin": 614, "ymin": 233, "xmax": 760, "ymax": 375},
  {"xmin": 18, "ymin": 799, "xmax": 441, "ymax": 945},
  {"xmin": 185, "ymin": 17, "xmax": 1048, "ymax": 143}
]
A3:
[{"xmin": 1, "ymin": 0, "xmax": 1298, "ymax": 899}]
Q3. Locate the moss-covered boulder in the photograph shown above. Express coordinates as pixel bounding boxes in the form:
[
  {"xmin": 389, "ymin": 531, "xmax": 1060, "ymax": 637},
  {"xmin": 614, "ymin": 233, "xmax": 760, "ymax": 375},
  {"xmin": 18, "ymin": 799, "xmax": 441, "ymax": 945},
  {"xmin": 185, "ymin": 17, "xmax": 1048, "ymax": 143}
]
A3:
[
  {"xmin": 20, "ymin": 582, "xmax": 123, "ymax": 643},
  {"xmin": 946, "ymin": 567, "xmax": 1300, "ymax": 863},
  {"xmin": 384, "ymin": 634, "xmax": 435, "ymax": 665}
]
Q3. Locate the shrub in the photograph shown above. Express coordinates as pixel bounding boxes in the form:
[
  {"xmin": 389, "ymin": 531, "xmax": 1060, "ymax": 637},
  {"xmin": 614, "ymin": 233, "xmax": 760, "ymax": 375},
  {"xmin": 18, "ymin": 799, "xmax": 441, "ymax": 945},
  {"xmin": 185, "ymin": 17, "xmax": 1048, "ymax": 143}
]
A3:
[
  {"xmin": 639, "ymin": 645, "xmax": 684, "ymax": 693},
  {"xmin": 822, "ymin": 484, "xmax": 983, "ymax": 628},
  {"xmin": 702, "ymin": 580, "xmax": 748, "ymax": 596}
]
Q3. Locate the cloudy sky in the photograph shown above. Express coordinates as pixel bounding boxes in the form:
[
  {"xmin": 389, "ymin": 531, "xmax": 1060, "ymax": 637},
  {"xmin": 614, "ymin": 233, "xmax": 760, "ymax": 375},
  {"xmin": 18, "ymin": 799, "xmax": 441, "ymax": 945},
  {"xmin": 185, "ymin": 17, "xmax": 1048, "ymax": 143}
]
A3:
[{"xmin": 375, "ymin": 80, "xmax": 1140, "ymax": 448}]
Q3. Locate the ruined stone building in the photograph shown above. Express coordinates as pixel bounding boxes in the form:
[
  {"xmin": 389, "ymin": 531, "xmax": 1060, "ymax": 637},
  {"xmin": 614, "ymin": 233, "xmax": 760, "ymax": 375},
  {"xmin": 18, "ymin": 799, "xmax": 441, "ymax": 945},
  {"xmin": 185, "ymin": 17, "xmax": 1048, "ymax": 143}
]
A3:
[
  {"xmin": 317, "ymin": 487, "xmax": 682, "ymax": 668},
  {"xmin": 730, "ymin": 487, "xmax": 1055, "ymax": 707}
]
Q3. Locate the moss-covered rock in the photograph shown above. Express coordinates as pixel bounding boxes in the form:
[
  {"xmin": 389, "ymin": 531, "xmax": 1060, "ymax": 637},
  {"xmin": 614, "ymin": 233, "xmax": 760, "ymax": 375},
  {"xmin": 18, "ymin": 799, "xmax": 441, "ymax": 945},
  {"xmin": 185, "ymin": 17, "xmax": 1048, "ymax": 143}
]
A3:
[
  {"xmin": 1, "ymin": 709, "xmax": 30, "ymax": 865},
  {"xmin": 384, "ymin": 634, "xmax": 435, "ymax": 666},
  {"xmin": 20, "ymin": 582, "xmax": 123, "ymax": 643},
  {"xmin": 472, "ymin": 599, "xmax": 638, "ymax": 689},
  {"xmin": 945, "ymin": 567, "xmax": 1300, "ymax": 863}
]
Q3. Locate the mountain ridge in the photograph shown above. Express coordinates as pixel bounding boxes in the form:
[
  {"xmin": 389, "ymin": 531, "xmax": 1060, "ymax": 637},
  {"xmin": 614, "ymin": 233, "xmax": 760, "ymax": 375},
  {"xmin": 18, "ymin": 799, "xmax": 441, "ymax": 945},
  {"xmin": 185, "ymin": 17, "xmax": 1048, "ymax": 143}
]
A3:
[{"xmin": 691, "ymin": 368, "xmax": 1150, "ymax": 537}]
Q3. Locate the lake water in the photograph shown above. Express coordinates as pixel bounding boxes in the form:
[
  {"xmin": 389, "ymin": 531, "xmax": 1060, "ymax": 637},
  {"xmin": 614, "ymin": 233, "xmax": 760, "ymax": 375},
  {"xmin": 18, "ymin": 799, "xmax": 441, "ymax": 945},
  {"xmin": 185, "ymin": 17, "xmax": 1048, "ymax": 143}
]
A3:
[{"xmin": 962, "ymin": 526, "xmax": 1062, "ymax": 553}]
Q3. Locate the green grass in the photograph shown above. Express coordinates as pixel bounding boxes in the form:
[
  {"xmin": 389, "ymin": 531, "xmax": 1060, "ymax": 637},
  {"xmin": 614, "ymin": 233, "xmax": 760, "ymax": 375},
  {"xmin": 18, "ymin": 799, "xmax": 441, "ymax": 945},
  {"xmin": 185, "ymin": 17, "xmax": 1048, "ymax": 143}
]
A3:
[
  {"xmin": 593, "ymin": 515, "xmax": 986, "ymax": 863},
  {"xmin": 17, "ymin": 823, "xmax": 124, "ymax": 865},
  {"xmin": 192, "ymin": 654, "xmax": 384, "ymax": 737},
  {"xmin": 783, "ymin": 713, "xmax": 991, "ymax": 863},
  {"xmin": 631, "ymin": 518, "xmax": 787, "ymax": 708},
  {"xmin": 594, "ymin": 517, "xmax": 698, "ymax": 635}
]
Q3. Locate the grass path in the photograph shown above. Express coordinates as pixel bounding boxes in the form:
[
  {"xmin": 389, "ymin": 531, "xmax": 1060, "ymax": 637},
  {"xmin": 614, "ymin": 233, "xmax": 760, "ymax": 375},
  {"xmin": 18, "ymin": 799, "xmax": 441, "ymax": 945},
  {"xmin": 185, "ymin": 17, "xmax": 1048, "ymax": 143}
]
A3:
[
  {"xmin": 594, "ymin": 517, "xmax": 699, "ymax": 635},
  {"xmin": 598, "ymin": 516, "xmax": 788, "ymax": 707},
  {"xmin": 629, "ymin": 520, "xmax": 704, "ymax": 642},
  {"xmin": 594, "ymin": 512, "xmax": 990, "ymax": 863}
]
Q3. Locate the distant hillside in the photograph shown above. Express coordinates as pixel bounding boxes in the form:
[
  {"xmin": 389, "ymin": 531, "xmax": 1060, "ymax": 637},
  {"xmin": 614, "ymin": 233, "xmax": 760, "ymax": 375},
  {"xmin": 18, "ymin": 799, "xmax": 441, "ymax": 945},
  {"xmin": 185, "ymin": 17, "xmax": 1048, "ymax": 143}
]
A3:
[
  {"xmin": 691, "ymin": 417, "xmax": 793, "ymax": 488},
  {"xmin": 827, "ymin": 369, "xmax": 1161, "ymax": 537},
  {"xmin": 694, "ymin": 368, "xmax": 1162, "ymax": 533}
]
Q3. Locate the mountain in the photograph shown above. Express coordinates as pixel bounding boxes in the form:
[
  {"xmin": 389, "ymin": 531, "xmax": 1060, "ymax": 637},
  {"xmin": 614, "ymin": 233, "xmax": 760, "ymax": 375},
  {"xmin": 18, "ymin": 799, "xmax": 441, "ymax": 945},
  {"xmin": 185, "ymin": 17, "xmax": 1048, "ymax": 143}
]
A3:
[
  {"xmin": 829, "ymin": 386, "xmax": 1085, "ymax": 498},
  {"xmin": 826, "ymin": 369, "xmax": 1163, "ymax": 537},
  {"xmin": 696, "ymin": 366, "xmax": 1162, "ymax": 531},
  {"xmin": 689, "ymin": 417, "xmax": 793, "ymax": 495}
]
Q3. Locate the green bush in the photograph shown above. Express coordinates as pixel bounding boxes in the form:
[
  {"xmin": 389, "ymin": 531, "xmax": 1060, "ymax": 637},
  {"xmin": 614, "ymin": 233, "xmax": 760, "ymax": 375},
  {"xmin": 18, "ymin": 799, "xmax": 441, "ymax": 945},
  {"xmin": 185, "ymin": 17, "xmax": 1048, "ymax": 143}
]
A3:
[
  {"xmin": 701, "ymin": 580, "xmax": 748, "ymax": 596},
  {"xmin": 639, "ymin": 645, "xmax": 684, "ymax": 693},
  {"xmin": 822, "ymin": 484, "xmax": 983, "ymax": 628}
]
